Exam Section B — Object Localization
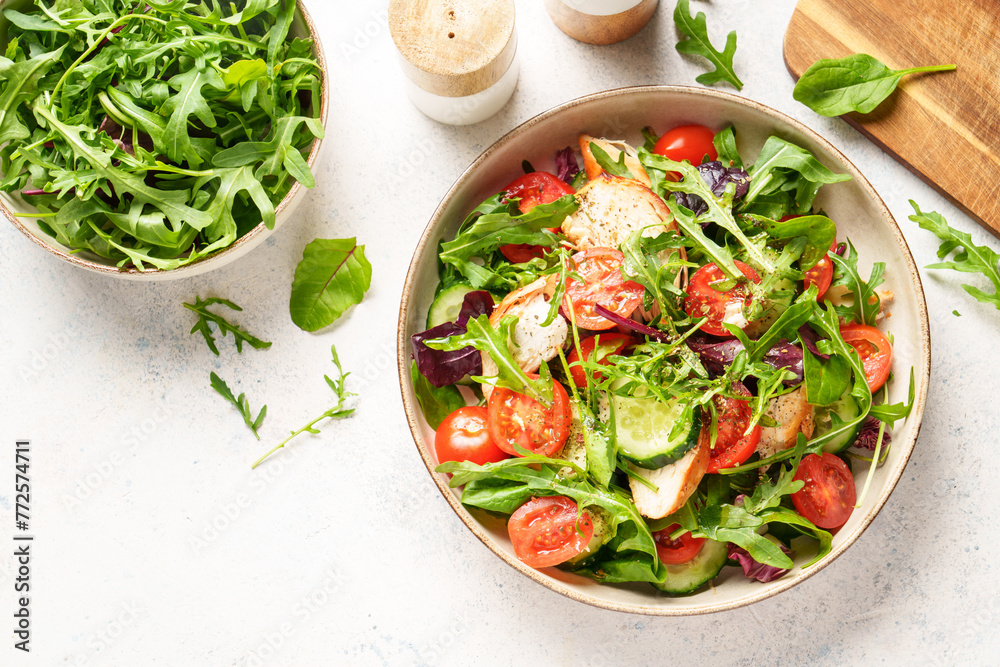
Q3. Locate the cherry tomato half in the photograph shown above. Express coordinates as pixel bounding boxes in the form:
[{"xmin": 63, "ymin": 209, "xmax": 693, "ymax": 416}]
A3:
[
  {"xmin": 707, "ymin": 381, "xmax": 761, "ymax": 473},
  {"xmin": 653, "ymin": 124, "xmax": 718, "ymax": 180},
  {"xmin": 566, "ymin": 333, "xmax": 637, "ymax": 388},
  {"xmin": 563, "ymin": 248, "xmax": 645, "ymax": 330},
  {"xmin": 791, "ymin": 453, "xmax": 856, "ymax": 529},
  {"xmin": 498, "ymin": 172, "xmax": 575, "ymax": 263},
  {"xmin": 508, "ymin": 496, "xmax": 593, "ymax": 568},
  {"xmin": 840, "ymin": 324, "xmax": 893, "ymax": 392},
  {"xmin": 435, "ymin": 406, "xmax": 510, "ymax": 466},
  {"xmin": 653, "ymin": 523, "xmax": 706, "ymax": 564},
  {"xmin": 684, "ymin": 260, "xmax": 762, "ymax": 337},
  {"xmin": 803, "ymin": 240, "xmax": 836, "ymax": 302},
  {"xmin": 487, "ymin": 376, "xmax": 572, "ymax": 457}
]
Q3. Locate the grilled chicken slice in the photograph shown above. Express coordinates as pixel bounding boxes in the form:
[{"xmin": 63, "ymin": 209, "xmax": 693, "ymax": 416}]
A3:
[
  {"xmin": 561, "ymin": 174, "xmax": 674, "ymax": 251},
  {"xmin": 480, "ymin": 277, "xmax": 568, "ymax": 398},
  {"xmin": 628, "ymin": 422, "xmax": 711, "ymax": 520},
  {"xmin": 579, "ymin": 135, "xmax": 651, "ymax": 187},
  {"xmin": 757, "ymin": 387, "xmax": 816, "ymax": 458}
]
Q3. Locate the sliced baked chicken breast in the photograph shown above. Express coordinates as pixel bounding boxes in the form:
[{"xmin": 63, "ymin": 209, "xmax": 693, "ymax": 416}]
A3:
[{"xmin": 757, "ymin": 386, "xmax": 816, "ymax": 458}]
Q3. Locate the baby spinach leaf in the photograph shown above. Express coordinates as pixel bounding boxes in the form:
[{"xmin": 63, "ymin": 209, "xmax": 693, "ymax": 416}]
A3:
[
  {"xmin": 673, "ymin": 0, "xmax": 743, "ymax": 91},
  {"xmin": 411, "ymin": 361, "xmax": 466, "ymax": 430},
  {"xmin": 793, "ymin": 53, "xmax": 956, "ymax": 117},
  {"xmin": 802, "ymin": 344, "xmax": 852, "ymax": 406},
  {"xmin": 713, "ymin": 125, "xmax": 743, "ymax": 169},
  {"xmin": 289, "ymin": 238, "xmax": 372, "ymax": 332},
  {"xmin": 909, "ymin": 200, "xmax": 1000, "ymax": 310}
]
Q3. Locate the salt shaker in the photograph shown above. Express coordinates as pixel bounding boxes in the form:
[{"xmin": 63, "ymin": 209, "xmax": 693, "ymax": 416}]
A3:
[
  {"xmin": 544, "ymin": 0, "xmax": 658, "ymax": 45},
  {"xmin": 389, "ymin": 0, "xmax": 518, "ymax": 125}
]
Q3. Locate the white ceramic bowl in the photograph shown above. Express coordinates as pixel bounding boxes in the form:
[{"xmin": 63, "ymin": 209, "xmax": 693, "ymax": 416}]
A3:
[
  {"xmin": 0, "ymin": 0, "xmax": 328, "ymax": 280},
  {"xmin": 397, "ymin": 86, "xmax": 931, "ymax": 615}
]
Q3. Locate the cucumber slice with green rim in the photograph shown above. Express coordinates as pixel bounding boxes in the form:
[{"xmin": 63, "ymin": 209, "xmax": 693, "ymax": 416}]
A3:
[
  {"xmin": 565, "ymin": 508, "xmax": 611, "ymax": 566},
  {"xmin": 652, "ymin": 538, "xmax": 728, "ymax": 595},
  {"xmin": 815, "ymin": 391, "xmax": 863, "ymax": 453},
  {"xmin": 612, "ymin": 394, "xmax": 701, "ymax": 469},
  {"xmin": 427, "ymin": 283, "xmax": 476, "ymax": 328}
]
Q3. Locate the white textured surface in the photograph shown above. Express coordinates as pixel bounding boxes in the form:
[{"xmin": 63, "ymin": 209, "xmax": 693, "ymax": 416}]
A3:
[{"xmin": 1, "ymin": 1, "xmax": 998, "ymax": 664}]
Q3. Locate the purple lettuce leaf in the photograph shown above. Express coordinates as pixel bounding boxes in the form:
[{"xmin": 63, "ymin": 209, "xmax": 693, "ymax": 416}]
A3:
[
  {"xmin": 798, "ymin": 324, "xmax": 829, "ymax": 360},
  {"xmin": 688, "ymin": 336, "xmax": 804, "ymax": 385},
  {"xmin": 555, "ymin": 147, "xmax": 580, "ymax": 185},
  {"xmin": 411, "ymin": 291, "xmax": 495, "ymax": 387},
  {"xmin": 855, "ymin": 416, "xmax": 891, "ymax": 451},
  {"xmin": 674, "ymin": 161, "xmax": 751, "ymax": 216},
  {"xmin": 728, "ymin": 542, "xmax": 793, "ymax": 583},
  {"xmin": 593, "ymin": 304, "xmax": 672, "ymax": 343}
]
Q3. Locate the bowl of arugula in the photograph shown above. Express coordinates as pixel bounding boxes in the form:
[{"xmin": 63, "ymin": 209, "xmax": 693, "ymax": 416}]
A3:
[
  {"xmin": 0, "ymin": 0, "xmax": 327, "ymax": 278},
  {"xmin": 397, "ymin": 86, "xmax": 931, "ymax": 614}
]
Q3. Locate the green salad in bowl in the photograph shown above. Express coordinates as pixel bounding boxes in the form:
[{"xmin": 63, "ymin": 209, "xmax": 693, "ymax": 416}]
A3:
[{"xmin": 0, "ymin": 0, "xmax": 326, "ymax": 277}]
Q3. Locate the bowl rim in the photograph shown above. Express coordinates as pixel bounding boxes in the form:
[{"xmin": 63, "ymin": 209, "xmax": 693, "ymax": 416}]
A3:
[
  {"xmin": 1, "ymin": 0, "xmax": 328, "ymax": 278},
  {"xmin": 396, "ymin": 84, "xmax": 932, "ymax": 616}
]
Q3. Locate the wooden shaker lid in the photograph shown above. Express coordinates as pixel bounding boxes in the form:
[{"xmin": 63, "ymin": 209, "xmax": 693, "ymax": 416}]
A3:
[
  {"xmin": 389, "ymin": 0, "xmax": 517, "ymax": 98},
  {"xmin": 544, "ymin": 0, "xmax": 658, "ymax": 45}
]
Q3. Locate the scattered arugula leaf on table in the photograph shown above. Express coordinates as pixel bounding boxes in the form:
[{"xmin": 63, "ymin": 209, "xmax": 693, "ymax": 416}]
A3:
[
  {"xmin": 289, "ymin": 238, "xmax": 373, "ymax": 332},
  {"xmin": 210, "ymin": 372, "xmax": 267, "ymax": 440},
  {"xmin": 252, "ymin": 345, "xmax": 355, "ymax": 469},
  {"xmin": 909, "ymin": 200, "xmax": 1000, "ymax": 310},
  {"xmin": 673, "ymin": 0, "xmax": 743, "ymax": 91},
  {"xmin": 184, "ymin": 296, "xmax": 272, "ymax": 355},
  {"xmin": 793, "ymin": 53, "xmax": 956, "ymax": 117}
]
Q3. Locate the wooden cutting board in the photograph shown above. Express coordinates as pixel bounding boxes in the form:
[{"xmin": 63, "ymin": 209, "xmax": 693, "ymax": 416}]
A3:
[{"xmin": 783, "ymin": 0, "xmax": 1000, "ymax": 238}]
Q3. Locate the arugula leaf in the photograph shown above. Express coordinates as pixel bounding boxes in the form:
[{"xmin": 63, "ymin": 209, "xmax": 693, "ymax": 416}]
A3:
[
  {"xmin": 673, "ymin": 0, "xmax": 743, "ymax": 90},
  {"xmin": 411, "ymin": 361, "xmax": 466, "ymax": 430},
  {"xmin": 289, "ymin": 238, "xmax": 373, "ymax": 332},
  {"xmin": 588, "ymin": 141, "xmax": 636, "ymax": 180},
  {"xmin": 438, "ymin": 196, "xmax": 577, "ymax": 289},
  {"xmin": 0, "ymin": 2, "xmax": 322, "ymax": 271},
  {"xmin": 639, "ymin": 147, "xmax": 772, "ymax": 276},
  {"xmin": 828, "ymin": 240, "xmax": 885, "ymax": 325},
  {"xmin": 741, "ymin": 136, "xmax": 851, "ymax": 211},
  {"xmin": 713, "ymin": 126, "xmax": 743, "ymax": 169},
  {"xmin": 793, "ymin": 53, "xmax": 956, "ymax": 117},
  {"xmin": 210, "ymin": 372, "xmax": 267, "ymax": 440},
  {"xmin": 161, "ymin": 64, "xmax": 225, "ymax": 167},
  {"xmin": 0, "ymin": 46, "xmax": 64, "ymax": 145},
  {"xmin": 909, "ymin": 200, "xmax": 1000, "ymax": 310},
  {"xmin": 425, "ymin": 314, "xmax": 553, "ymax": 405},
  {"xmin": 184, "ymin": 296, "xmax": 272, "ymax": 355},
  {"xmin": 252, "ymin": 345, "xmax": 356, "ymax": 468}
]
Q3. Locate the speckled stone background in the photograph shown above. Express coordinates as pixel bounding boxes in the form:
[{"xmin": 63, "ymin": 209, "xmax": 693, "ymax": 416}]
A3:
[{"xmin": 2, "ymin": 1, "xmax": 998, "ymax": 665}]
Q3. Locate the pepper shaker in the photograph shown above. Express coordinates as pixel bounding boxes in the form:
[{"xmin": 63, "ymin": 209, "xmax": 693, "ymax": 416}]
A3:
[
  {"xmin": 544, "ymin": 0, "xmax": 658, "ymax": 45},
  {"xmin": 389, "ymin": 0, "xmax": 519, "ymax": 125}
]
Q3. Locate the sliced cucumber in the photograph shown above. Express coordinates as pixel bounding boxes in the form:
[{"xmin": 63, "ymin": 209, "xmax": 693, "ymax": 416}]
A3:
[
  {"xmin": 613, "ymin": 394, "xmax": 701, "ymax": 469},
  {"xmin": 815, "ymin": 391, "xmax": 863, "ymax": 453},
  {"xmin": 652, "ymin": 538, "xmax": 728, "ymax": 595},
  {"xmin": 427, "ymin": 283, "xmax": 476, "ymax": 328},
  {"xmin": 565, "ymin": 508, "xmax": 611, "ymax": 566}
]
